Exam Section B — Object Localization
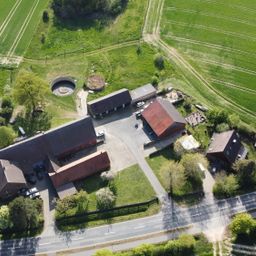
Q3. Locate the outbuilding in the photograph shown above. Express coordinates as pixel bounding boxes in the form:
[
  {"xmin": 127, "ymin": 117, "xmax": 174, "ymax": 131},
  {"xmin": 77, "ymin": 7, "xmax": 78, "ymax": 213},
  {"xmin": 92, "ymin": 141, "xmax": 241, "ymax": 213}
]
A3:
[
  {"xmin": 87, "ymin": 89, "xmax": 132, "ymax": 118},
  {"xmin": 142, "ymin": 98, "xmax": 186, "ymax": 139},
  {"xmin": 130, "ymin": 84, "xmax": 157, "ymax": 105}
]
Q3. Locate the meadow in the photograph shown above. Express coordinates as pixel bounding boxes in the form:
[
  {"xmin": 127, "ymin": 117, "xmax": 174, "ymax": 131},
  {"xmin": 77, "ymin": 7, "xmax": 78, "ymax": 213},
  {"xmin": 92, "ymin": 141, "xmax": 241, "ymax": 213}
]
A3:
[
  {"xmin": 161, "ymin": 0, "xmax": 256, "ymax": 115},
  {"xmin": 0, "ymin": 0, "xmax": 49, "ymax": 57}
]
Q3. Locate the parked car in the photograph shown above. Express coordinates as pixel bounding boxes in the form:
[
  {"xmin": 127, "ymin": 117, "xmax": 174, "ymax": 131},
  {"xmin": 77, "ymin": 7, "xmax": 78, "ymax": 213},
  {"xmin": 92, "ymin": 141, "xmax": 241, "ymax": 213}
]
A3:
[
  {"xmin": 25, "ymin": 173, "xmax": 37, "ymax": 185},
  {"xmin": 17, "ymin": 188, "xmax": 29, "ymax": 196},
  {"xmin": 25, "ymin": 187, "xmax": 39, "ymax": 197},
  {"xmin": 135, "ymin": 109, "xmax": 143, "ymax": 118},
  {"xmin": 29, "ymin": 192, "xmax": 40, "ymax": 199},
  {"xmin": 97, "ymin": 130, "xmax": 105, "ymax": 138},
  {"xmin": 136, "ymin": 101, "xmax": 145, "ymax": 108}
]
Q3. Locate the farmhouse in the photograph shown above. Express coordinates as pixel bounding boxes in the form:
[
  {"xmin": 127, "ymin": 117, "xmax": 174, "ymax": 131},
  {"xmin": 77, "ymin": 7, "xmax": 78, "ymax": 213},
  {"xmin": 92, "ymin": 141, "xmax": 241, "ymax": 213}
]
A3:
[
  {"xmin": 206, "ymin": 130, "xmax": 247, "ymax": 165},
  {"xmin": 130, "ymin": 84, "xmax": 157, "ymax": 104},
  {"xmin": 142, "ymin": 98, "xmax": 186, "ymax": 139},
  {"xmin": 87, "ymin": 88, "xmax": 132, "ymax": 118}
]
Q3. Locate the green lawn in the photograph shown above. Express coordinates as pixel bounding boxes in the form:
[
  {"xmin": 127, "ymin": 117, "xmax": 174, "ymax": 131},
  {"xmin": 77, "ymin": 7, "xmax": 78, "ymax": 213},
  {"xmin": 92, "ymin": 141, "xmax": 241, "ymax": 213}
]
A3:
[
  {"xmin": 0, "ymin": 0, "xmax": 49, "ymax": 56},
  {"xmin": 57, "ymin": 165, "xmax": 159, "ymax": 231},
  {"xmin": 20, "ymin": 43, "xmax": 175, "ymax": 126},
  {"xmin": 161, "ymin": 0, "xmax": 256, "ymax": 120},
  {"xmin": 80, "ymin": 164, "xmax": 156, "ymax": 212},
  {"xmin": 26, "ymin": 0, "xmax": 148, "ymax": 58}
]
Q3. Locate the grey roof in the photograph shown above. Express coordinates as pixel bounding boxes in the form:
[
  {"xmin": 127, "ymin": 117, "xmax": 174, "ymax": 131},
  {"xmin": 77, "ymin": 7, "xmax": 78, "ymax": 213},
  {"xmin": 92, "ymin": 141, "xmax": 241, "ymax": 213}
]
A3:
[
  {"xmin": 158, "ymin": 98, "xmax": 186, "ymax": 124},
  {"xmin": 0, "ymin": 116, "xmax": 96, "ymax": 165},
  {"xmin": 207, "ymin": 130, "xmax": 242, "ymax": 164},
  {"xmin": 0, "ymin": 160, "xmax": 26, "ymax": 193},
  {"xmin": 87, "ymin": 89, "xmax": 132, "ymax": 115},
  {"xmin": 130, "ymin": 84, "xmax": 156, "ymax": 102}
]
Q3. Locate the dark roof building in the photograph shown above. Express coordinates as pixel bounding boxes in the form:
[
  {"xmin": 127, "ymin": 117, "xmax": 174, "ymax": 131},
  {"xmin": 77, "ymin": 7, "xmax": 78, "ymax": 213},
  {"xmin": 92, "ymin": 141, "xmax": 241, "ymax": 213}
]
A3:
[
  {"xmin": 130, "ymin": 84, "xmax": 157, "ymax": 104},
  {"xmin": 206, "ymin": 130, "xmax": 246, "ymax": 165},
  {"xmin": 142, "ymin": 98, "xmax": 186, "ymax": 138},
  {"xmin": 87, "ymin": 89, "xmax": 132, "ymax": 118},
  {"xmin": 0, "ymin": 117, "xmax": 97, "ymax": 168},
  {"xmin": 49, "ymin": 150, "xmax": 110, "ymax": 188},
  {"xmin": 0, "ymin": 160, "xmax": 26, "ymax": 199}
]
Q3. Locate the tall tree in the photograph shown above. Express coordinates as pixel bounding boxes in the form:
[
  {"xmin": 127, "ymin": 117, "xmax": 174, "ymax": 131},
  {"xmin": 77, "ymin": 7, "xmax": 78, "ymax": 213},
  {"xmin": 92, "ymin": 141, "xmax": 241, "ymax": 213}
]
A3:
[
  {"xmin": 0, "ymin": 205, "xmax": 10, "ymax": 230},
  {"xmin": 13, "ymin": 71, "xmax": 49, "ymax": 113}
]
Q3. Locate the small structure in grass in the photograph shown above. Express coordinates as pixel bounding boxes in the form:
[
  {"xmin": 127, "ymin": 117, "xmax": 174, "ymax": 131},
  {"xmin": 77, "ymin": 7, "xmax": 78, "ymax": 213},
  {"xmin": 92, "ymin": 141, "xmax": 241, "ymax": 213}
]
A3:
[
  {"xmin": 51, "ymin": 76, "xmax": 76, "ymax": 96},
  {"xmin": 86, "ymin": 74, "xmax": 105, "ymax": 91}
]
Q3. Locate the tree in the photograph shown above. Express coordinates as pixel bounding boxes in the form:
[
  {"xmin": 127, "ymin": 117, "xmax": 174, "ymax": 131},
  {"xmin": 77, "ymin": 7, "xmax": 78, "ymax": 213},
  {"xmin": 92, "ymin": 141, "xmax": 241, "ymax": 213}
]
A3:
[
  {"xmin": 13, "ymin": 70, "xmax": 49, "ymax": 113},
  {"xmin": 233, "ymin": 160, "xmax": 256, "ymax": 188},
  {"xmin": 0, "ymin": 126, "xmax": 16, "ymax": 148},
  {"xmin": 154, "ymin": 53, "xmax": 165, "ymax": 70},
  {"xmin": 0, "ymin": 97, "xmax": 14, "ymax": 122},
  {"xmin": 168, "ymin": 161, "xmax": 187, "ymax": 195},
  {"xmin": 213, "ymin": 172, "xmax": 238, "ymax": 198},
  {"xmin": 151, "ymin": 75, "xmax": 159, "ymax": 86},
  {"xmin": 0, "ymin": 205, "xmax": 10, "ymax": 230},
  {"xmin": 230, "ymin": 213, "xmax": 255, "ymax": 237},
  {"xmin": 93, "ymin": 249, "xmax": 114, "ymax": 256},
  {"xmin": 206, "ymin": 108, "xmax": 229, "ymax": 128},
  {"xmin": 101, "ymin": 170, "xmax": 116, "ymax": 183},
  {"xmin": 52, "ymin": 0, "xmax": 126, "ymax": 19},
  {"xmin": 180, "ymin": 153, "xmax": 208, "ymax": 187},
  {"xmin": 133, "ymin": 244, "xmax": 154, "ymax": 256},
  {"xmin": 228, "ymin": 114, "xmax": 240, "ymax": 129},
  {"xmin": 9, "ymin": 197, "xmax": 42, "ymax": 231},
  {"xmin": 96, "ymin": 187, "xmax": 116, "ymax": 210}
]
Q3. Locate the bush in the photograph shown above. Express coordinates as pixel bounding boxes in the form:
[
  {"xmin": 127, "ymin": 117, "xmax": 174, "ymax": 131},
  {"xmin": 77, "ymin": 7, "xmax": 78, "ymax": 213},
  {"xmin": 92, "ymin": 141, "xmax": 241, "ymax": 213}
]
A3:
[
  {"xmin": 213, "ymin": 172, "xmax": 238, "ymax": 198},
  {"xmin": 0, "ymin": 126, "xmax": 16, "ymax": 148},
  {"xmin": 0, "ymin": 205, "xmax": 11, "ymax": 230},
  {"xmin": 215, "ymin": 122, "xmax": 230, "ymax": 133},
  {"xmin": 42, "ymin": 10, "xmax": 49, "ymax": 23},
  {"xmin": 41, "ymin": 33, "xmax": 46, "ymax": 44},
  {"xmin": 133, "ymin": 244, "xmax": 154, "ymax": 256},
  {"xmin": 154, "ymin": 53, "xmax": 165, "ymax": 70},
  {"xmin": 151, "ymin": 75, "xmax": 159, "ymax": 86},
  {"xmin": 96, "ymin": 187, "xmax": 116, "ymax": 210}
]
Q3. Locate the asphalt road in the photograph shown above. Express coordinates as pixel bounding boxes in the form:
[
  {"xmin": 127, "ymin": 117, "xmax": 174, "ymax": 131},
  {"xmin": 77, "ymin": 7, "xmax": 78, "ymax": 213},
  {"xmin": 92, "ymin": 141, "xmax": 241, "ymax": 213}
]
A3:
[{"xmin": 1, "ymin": 192, "xmax": 256, "ymax": 255}]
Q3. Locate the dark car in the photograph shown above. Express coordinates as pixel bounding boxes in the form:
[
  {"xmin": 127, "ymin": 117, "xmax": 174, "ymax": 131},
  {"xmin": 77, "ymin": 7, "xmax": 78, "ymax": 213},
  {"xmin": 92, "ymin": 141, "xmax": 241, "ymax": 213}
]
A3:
[
  {"xmin": 17, "ymin": 188, "xmax": 29, "ymax": 196},
  {"xmin": 25, "ymin": 173, "xmax": 37, "ymax": 185}
]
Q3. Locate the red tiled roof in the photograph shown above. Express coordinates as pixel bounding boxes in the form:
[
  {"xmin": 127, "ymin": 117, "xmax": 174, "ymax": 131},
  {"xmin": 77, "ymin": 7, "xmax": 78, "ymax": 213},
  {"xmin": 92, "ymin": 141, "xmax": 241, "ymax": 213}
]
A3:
[
  {"xmin": 142, "ymin": 98, "xmax": 186, "ymax": 137},
  {"xmin": 49, "ymin": 150, "xmax": 110, "ymax": 188}
]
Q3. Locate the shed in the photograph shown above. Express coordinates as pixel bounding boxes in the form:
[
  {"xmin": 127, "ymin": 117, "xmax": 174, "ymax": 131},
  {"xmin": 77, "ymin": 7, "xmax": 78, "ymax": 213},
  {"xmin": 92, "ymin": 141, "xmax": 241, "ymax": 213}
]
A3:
[
  {"xmin": 130, "ymin": 84, "xmax": 157, "ymax": 104},
  {"xmin": 87, "ymin": 89, "xmax": 132, "ymax": 118}
]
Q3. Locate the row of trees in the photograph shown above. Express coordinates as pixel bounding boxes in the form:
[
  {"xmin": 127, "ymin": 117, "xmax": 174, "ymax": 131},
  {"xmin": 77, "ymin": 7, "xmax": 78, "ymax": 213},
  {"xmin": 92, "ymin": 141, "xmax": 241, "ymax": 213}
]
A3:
[
  {"xmin": 213, "ymin": 160, "xmax": 256, "ymax": 198},
  {"xmin": 0, "ymin": 197, "xmax": 43, "ymax": 232},
  {"xmin": 52, "ymin": 0, "xmax": 127, "ymax": 19},
  {"xmin": 94, "ymin": 234, "xmax": 196, "ymax": 256}
]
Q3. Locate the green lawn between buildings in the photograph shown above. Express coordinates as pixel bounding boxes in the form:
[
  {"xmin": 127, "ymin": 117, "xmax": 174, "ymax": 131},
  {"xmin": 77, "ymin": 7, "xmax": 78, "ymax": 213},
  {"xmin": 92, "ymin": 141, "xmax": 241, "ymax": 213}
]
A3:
[{"xmin": 57, "ymin": 165, "xmax": 159, "ymax": 231}]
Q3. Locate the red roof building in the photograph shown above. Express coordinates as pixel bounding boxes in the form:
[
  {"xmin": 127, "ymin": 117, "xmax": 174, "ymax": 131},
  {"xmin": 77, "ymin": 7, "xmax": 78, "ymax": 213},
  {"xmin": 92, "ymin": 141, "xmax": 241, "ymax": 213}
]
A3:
[
  {"xmin": 142, "ymin": 98, "xmax": 186, "ymax": 138},
  {"xmin": 49, "ymin": 150, "xmax": 110, "ymax": 188}
]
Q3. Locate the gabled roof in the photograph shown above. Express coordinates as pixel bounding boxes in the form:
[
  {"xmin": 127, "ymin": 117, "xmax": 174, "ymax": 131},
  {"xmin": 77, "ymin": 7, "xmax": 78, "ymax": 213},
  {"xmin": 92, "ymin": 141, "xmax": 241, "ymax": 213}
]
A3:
[
  {"xmin": 142, "ymin": 98, "xmax": 186, "ymax": 137},
  {"xmin": 0, "ymin": 117, "xmax": 97, "ymax": 165},
  {"xmin": 0, "ymin": 160, "xmax": 26, "ymax": 193},
  {"xmin": 207, "ymin": 130, "xmax": 242, "ymax": 164},
  {"xmin": 87, "ymin": 89, "xmax": 132, "ymax": 115},
  {"xmin": 130, "ymin": 84, "xmax": 156, "ymax": 103},
  {"xmin": 49, "ymin": 150, "xmax": 110, "ymax": 188}
]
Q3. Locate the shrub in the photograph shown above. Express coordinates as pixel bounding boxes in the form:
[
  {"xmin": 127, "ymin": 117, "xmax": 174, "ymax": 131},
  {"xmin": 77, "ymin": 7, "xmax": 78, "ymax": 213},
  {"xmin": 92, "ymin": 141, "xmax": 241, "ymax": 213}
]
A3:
[
  {"xmin": 41, "ymin": 33, "xmax": 46, "ymax": 44},
  {"xmin": 0, "ymin": 205, "xmax": 11, "ymax": 230},
  {"xmin": 42, "ymin": 10, "xmax": 49, "ymax": 23},
  {"xmin": 101, "ymin": 170, "xmax": 116, "ymax": 182},
  {"xmin": 151, "ymin": 75, "xmax": 159, "ymax": 86},
  {"xmin": 0, "ymin": 126, "xmax": 16, "ymax": 148},
  {"xmin": 215, "ymin": 122, "xmax": 230, "ymax": 133},
  {"xmin": 154, "ymin": 53, "xmax": 165, "ymax": 70},
  {"xmin": 213, "ymin": 172, "xmax": 238, "ymax": 198},
  {"xmin": 230, "ymin": 213, "xmax": 255, "ymax": 237},
  {"xmin": 133, "ymin": 244, "xmax": 155, "ymax": 256},
  {"xmin": 96, "ymin": 187, "xmax": 116, "ymax": 210}
]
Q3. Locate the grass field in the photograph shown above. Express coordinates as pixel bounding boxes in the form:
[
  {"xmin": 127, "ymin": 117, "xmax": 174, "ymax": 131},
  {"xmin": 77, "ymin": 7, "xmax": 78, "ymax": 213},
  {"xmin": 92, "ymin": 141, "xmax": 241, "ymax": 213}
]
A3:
[
  {"xmin": 161, "ymin": 0, "xmax": 256, "ymax": 115},
  {"xmin": 0, "ymin": 0, "xmax": 49, "ymax": 58},
  {"xmin": 26, "ymin": 0, "xmax": 148, "ymax": 59}
]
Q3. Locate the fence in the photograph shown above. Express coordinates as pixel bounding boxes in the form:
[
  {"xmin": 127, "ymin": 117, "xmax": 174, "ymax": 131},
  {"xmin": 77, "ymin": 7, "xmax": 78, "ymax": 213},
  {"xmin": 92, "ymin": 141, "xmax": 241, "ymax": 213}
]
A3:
[{"xmin": 56, "ymin": 197, "xmax": 158, "ymax": 226}]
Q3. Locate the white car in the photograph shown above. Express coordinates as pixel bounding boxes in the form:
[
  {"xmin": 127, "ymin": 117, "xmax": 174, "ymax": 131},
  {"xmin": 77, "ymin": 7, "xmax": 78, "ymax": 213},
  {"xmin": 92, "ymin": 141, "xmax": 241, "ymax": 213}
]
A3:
[
  {"xmin": 29, "ymin": 192, "xmax": 40, "ymax": 199},
  {"xmin": 97, "ymin": 130, "xmax": 105, "ymax": 137},
  {"xmin": 136, "ymin": 101, "xmax": 145, "ymax": 108},
  {"xmin": 25, "ymin": 187, "xmax": 39, "ymax": 197}
]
